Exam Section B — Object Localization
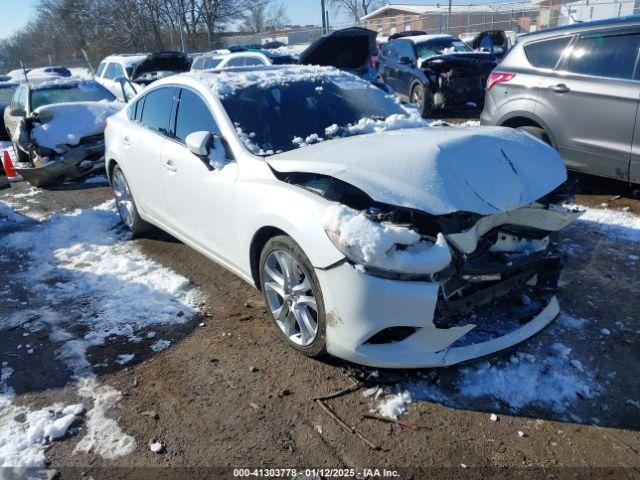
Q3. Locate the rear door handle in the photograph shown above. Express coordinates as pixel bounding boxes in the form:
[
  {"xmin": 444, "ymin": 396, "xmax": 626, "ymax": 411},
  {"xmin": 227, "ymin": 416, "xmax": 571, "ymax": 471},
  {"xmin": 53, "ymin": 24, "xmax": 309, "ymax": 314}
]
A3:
[
  {"xmin": 550, "ymin": 83, "xmax": 570, "ymax": 93},
  {"xmin": 164, "ymin": 160, "xmax": 177, "ymax": 172}
]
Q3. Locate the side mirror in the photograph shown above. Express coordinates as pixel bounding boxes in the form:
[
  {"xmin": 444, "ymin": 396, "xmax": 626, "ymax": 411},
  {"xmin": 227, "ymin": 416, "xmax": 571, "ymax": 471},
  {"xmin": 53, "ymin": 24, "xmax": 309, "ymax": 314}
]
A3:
[
  {"xmin": 186, "ymin": 131, "xmax": 213, "ymax": 156},
  {"xmin": 186, "ymin": 131, "xmax": 215, "ymax": 171}
]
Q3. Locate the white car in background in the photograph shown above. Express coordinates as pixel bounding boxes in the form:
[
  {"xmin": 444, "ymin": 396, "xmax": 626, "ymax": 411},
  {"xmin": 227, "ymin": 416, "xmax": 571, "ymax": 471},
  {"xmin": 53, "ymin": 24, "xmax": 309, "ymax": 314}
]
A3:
[
  {"xmin": 104, "ymin": 65, "xmax": 581, "ymax": 368},
  {"xmin": 190, "ymin": 51, "xmax": 272, "ymax": 71},
  {"xmin": 96, "ymin": 52, "xmax": 190, "ymax": 100}
]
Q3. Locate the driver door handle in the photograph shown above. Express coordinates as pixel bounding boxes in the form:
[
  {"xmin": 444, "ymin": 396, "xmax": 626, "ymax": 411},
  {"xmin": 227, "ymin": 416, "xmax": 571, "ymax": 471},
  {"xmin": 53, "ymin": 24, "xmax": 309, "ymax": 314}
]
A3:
[
  {"xmin": 122, "ymin": 135, "xmax": 130, "ymax": 145},
  {"xmin": 164, "ymin": 159, "xmax": 177, "ymax": 172},
  {"xmin": 550, "ymin": 83, "xmax": 570, "ymax": 93}
]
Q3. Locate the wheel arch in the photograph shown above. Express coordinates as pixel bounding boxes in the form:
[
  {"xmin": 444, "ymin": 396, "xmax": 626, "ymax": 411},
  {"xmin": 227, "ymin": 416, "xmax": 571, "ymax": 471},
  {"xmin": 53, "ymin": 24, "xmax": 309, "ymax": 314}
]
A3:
[
  {"xmin": 249, "ymin": 226, "xmax": 287, "ymax": 290},
  {"xmin": 498, "ymin": 112, "xmax": 557, "ymax": 148}
]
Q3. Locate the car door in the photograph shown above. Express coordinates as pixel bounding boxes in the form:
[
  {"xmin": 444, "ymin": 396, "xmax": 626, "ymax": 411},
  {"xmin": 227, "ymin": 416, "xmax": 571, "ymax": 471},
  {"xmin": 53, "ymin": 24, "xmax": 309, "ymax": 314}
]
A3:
[
  {"xmin": 4, "ymin": 86, "xmax": 25, "ymax": 139},
  {"xmin": 538, "ymin": 28, "xmax": 640, "ymax": 180},
  {"xmin": 379, "ymin": 42, "xmax": 401, "ymax": 93},
  {"xmin": 123, "ymin": 86, "xmax": 176, "ymax": 222},
  {"xmin": 396, "ymin": 40, "xmax": 418, "ymax": 98},
  {"xmin": 160, "ymin": 87, "xmax": 239, "ymax": 262}
]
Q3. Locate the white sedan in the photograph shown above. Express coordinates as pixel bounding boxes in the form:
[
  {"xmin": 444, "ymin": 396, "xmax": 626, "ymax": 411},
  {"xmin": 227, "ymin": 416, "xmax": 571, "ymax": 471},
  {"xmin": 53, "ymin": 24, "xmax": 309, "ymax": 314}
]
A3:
[{"xmin": 104, "ymin": 66, "xmax": 581, "ymax": 368}]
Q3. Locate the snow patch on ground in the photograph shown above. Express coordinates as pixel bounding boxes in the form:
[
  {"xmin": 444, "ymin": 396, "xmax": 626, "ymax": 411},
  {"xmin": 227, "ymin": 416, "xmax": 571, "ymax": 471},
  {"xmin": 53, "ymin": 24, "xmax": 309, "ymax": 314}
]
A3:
[
  {"xmin": 0, "ymin": 201, "xmax": 201, "ymax": 465},
  {"xmin": 570, "ymin": 205, "xmax": 640, "ymax": 241},
  {"xmin": 370, "ymin": 314, "xmax": 597, "ymax": 420}
]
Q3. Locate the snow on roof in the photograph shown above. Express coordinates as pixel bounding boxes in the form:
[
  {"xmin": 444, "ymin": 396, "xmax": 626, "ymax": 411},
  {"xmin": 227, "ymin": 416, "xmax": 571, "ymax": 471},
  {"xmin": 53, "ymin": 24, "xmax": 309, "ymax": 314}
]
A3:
[
  {"xmin": 191, "ymin": 65, "xmax": 357, "ymax": 98},
  {"xmin": 30, "ymin": 78, "xmax": 91, "ymax": 90},
  {"xmin": 405, "ymin": 34, "xmax": 454, "ymax": 43},
  {"xmin": 102, "ymin": 54, "xmax": 150, "ymax": 67},
  {"xmin": 360, "ymin": 1, "xmax": 537, "ymax": 20}
]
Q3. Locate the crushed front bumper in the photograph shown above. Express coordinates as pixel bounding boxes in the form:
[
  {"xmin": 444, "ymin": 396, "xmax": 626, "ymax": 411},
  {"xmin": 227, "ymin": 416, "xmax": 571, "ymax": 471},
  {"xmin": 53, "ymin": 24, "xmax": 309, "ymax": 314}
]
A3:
[
  {"xmin": 317, "ymin": 262, "xmax": 560, "ymax": 368},
  {"xmin": 14, "ymin": 141, "xmax": 105, "ymax": 188}
]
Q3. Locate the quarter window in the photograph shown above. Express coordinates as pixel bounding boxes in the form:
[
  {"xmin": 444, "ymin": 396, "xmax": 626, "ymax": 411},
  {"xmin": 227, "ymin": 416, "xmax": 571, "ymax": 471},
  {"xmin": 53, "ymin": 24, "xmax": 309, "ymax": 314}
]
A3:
[
  {"xmin": 96, "ymin": 62, "xmax": 106, "ymax": 77},
  {"xmin": 524, "ymin": 36, "xmax": 572, "ymax": 69},
  {"xmin": 567, "ymin": 32, "xmax": 640, "ymax": 80},
  {"xmin": 140, "ymin": 87, "xmax": 176, "ymax": 137},
  {"xmin": 174, "ymin": 89, "xmax": 218, "ymax": 143}
]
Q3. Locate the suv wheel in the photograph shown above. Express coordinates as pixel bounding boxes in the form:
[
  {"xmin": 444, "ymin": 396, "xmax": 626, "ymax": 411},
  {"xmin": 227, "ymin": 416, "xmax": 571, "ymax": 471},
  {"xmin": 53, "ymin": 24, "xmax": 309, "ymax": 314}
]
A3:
[
  {"xmin": 517, "ymin": 126, "xmax": 553, "ymax": 147},
  {"xmin": 411, "ymin": 83, "xmax": 434, "ymax": 118},
  {"xmin": 259, "ymin": 235, "xmax": 327, "ymax": 358},
  {"xmin": 110, "ymin": 164, "xmax": 152, "ymax": 237}
]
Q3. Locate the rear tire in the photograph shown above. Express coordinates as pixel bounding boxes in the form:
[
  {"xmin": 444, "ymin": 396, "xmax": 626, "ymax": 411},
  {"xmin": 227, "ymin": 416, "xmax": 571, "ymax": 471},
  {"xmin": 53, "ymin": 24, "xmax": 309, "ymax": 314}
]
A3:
[
  {"xmin": 411, "ymin": 83, "xmax": 434, "ymax": 118},
  {"xmin": 259, "ymin": 235, "xmax": 327, "ymax": 358},
  {"xmin": 517, "ymin": 126, "xmax": 553, "ymax": 147},
  {"xmin": 109, "ymin": 164, "xmax": 152, "ymax": 237}
]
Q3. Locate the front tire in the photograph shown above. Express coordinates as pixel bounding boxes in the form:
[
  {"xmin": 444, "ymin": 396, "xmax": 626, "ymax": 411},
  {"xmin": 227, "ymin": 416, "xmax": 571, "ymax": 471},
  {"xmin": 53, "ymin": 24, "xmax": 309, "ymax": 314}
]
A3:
[
  {"xmin": 110, "ymin": 164, "xmax": 151, "ymax": 237},
  {"xmin": 411, "ymin": 83, "xmax": 434, "ymax": 118},
  {"xmin": 259, "ymin": 235, "xmax": 327, "ymax": 358}
]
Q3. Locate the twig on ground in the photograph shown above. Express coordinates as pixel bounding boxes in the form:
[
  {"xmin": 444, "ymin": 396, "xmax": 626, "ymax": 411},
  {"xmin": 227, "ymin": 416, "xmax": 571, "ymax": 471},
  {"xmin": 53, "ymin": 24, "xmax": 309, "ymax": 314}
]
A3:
[
  {"xmin": 315, "ymin": 399, "xmax": 381, "ymax": 451},
  {"xmin": 362, "ymin": 413, "xmax": 428, "ymax": 431},
  {"xmin": 311, "ymin": 380, "xmax": 362, "ymax": 401}
]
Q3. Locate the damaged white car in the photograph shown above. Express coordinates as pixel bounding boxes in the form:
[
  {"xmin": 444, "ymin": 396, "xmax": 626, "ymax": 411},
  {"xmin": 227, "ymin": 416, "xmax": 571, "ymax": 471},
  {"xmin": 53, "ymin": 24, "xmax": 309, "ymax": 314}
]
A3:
[
  {"xmin": 105, "ymin": 66, "xmax": 581, "ymax": 368},
  {"xmin": 4, "ymin": 79, "xmax": 123, "ymax": 186}
]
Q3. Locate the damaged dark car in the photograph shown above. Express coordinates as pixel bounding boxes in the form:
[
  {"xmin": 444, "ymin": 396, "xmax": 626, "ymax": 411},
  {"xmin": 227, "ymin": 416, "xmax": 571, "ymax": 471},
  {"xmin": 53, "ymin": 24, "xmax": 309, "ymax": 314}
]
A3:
[
  {"xmin": 3, "ymin": 79, "xmax": 123, "ymax": 187},
  {"xmin": 377, "ymin": 34, "xmax": 498, "ymax": 117}
]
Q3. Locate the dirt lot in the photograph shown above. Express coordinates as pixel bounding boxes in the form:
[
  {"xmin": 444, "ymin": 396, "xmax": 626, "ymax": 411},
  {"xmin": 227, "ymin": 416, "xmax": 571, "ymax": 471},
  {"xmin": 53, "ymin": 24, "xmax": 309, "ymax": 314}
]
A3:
[{"xmin": 0, "ymin": 163, "xmax": 639, "ymax": 479}]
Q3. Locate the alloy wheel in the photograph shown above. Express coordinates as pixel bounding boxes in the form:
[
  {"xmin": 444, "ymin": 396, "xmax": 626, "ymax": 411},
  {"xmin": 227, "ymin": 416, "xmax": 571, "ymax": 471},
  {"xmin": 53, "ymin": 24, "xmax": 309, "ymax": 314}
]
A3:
[
  {"xmin": 111, "ymin": 168, "xmax": 135, "ymax": 229},
  {"xmin": 262, "ymin": 249, "xmax": 319, "ymax": 347}
]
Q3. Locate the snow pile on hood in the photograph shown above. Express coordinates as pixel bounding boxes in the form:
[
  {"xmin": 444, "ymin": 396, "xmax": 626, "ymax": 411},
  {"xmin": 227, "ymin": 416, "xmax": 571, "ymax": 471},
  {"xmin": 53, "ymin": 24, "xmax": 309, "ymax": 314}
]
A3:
[
  {"xmin": 323, "ymin": 111, "xmax": 428, "ymax": 140},
  {"xmin": 30, "ymin": 100, "xmax": 123, "ymax": 152},
  {"xmin": 323, "ymin": 204, "xmax": 451, "ymax": 274},
  {"xmin": 194, "ymin": 65, "xmax": 352, "ymax": 98}
]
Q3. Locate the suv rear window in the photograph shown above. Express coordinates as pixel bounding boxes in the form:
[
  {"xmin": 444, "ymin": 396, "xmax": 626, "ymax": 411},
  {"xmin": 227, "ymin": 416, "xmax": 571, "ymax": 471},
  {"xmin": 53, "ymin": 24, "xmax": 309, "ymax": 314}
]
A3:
[
  {"xmin": 524, "ymin": 36, "xmax": 572, "ymax": 69},
  {"xmin": 567, "ymin": 32, "xmax": 640, "ymax": 80}
]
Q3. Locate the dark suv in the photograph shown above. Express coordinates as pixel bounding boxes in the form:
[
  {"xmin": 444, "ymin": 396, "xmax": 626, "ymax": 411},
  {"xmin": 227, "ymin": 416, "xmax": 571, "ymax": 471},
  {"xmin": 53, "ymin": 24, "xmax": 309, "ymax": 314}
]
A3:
[
  {"xmin": 377, "ymin": 34, "xmax": 497, "ymax": 117},
  {"xmin": 481, "ymin": 15, "xmax": 640, "ymax": 184}
]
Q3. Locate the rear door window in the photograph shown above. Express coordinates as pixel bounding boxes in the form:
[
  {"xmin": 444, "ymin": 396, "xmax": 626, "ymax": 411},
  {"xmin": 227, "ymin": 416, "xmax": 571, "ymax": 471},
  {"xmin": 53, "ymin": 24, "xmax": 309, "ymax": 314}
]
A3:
[
  {"xmin": 244, "ymin": 56, "xmax": 266, "ymax": 66},
  {"xmin": 524, "ymin": 36, "xmax": 572, "ymax": 69},
  {"xmin": 227, "ymin": 57, "xmax": 246, "ymax": 67},
  {"xmin": 566, "ymin": 31, "xmax": 640, "ymax": 79},
  {"xmin": 96, "ymin": 62, "xmax": 107, "ymax": 77},
  {"xmin": 174, "ymin": 88, "xmax": 219, "ymax": 143},
  {"xmin": 140, "ymin": 87, "xmax": 176, "ymax": 137}
]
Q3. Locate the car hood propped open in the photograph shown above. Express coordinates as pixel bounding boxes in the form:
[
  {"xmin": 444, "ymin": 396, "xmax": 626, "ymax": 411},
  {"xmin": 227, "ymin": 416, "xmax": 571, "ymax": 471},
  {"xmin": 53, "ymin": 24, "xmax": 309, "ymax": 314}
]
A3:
[
  {"xmin": 267, "ymin": 126, "xmax": 567, "ymax": 216},
  {"xmin": 299, "ymin": 27, "xmax": 377, "ymax": 75}
]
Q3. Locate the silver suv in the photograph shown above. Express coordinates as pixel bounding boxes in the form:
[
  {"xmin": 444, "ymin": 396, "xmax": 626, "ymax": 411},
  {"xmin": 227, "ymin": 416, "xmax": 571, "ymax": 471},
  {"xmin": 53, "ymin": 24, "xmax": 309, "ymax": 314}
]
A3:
[{"xmin": 481, "ymin": 16, "xmax": 640, "ymax": 184}]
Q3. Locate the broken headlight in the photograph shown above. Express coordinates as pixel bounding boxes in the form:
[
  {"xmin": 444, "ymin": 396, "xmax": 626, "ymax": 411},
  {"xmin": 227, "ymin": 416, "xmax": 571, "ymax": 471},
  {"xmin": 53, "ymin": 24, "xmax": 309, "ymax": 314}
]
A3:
[{"xmin": 323, "ymin": 204, "xmax": 452, "ymax": 280}]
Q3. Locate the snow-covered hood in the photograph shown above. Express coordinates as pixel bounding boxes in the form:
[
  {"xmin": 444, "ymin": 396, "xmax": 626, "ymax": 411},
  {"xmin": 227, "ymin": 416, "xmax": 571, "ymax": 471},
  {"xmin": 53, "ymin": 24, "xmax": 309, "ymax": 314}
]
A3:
[
  {"xmin": 31, "ymin": 100, "xmax": 124, "ymax": 153},
  {"xmin": 267, "ymin": 126, "xmax": 567, "ymax": 216}
]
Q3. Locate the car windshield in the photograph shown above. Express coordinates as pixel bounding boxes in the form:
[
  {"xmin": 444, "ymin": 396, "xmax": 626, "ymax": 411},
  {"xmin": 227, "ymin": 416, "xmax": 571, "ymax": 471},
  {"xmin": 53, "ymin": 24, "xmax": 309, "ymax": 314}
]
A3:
[
  {"xmin": 221, "ymin": 76, "xmax": 410, "ymax": 155},
  {"xmin": 415, "ymin": 38, "xmax": 472, "ymax": 58},
  {"xmin": 0, "ymin": 85, "xmax": 16, "ymax": 103},
  {"xmin": 31, "ymin": 81, "xmax": 116, "ymax": 109}
]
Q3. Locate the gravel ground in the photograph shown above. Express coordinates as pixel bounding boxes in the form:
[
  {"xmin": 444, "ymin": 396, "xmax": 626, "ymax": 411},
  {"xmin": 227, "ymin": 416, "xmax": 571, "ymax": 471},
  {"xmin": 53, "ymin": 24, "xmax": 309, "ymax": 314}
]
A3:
[{"xmin": 0, "ymin": 150, "xmax": 638, "ymax": 478}]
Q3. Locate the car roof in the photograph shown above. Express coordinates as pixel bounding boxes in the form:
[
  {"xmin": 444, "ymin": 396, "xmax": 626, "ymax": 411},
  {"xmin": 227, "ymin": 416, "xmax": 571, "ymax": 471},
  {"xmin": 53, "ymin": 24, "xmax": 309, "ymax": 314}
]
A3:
[
  {"xmin": 101, "ymin": 54, "xmax": 150, "ymax": 66},
  {"xmin": 520, "ymin": 14, "xmax": 640, "ymax": 41},
  {"xmin": 403, "ymin": 34, "xmax": 455, "ymax": 44},
  {"xmin": 196, "ymin": 51, "xmax": 269, "ymax": 61}
]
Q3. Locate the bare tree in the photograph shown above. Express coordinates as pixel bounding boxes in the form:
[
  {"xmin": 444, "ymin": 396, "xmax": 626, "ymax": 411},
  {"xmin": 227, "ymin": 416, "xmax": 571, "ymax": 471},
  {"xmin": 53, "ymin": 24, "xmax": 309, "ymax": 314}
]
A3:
[
  {"xmin": 238, "ymin": 0, "xmax": 290, "ymax": 33},
  {"xmin": 330, "ymin": 0, "xmax": 383, "ymax": 23}
]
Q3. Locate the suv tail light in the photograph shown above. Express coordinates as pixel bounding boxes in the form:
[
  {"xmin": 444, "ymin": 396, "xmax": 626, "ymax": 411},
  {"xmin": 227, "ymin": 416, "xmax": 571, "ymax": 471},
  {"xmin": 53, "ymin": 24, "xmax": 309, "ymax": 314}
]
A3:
[{"xmin": 487, "ymin": 71, "xmax": 516, "ymax": 92}]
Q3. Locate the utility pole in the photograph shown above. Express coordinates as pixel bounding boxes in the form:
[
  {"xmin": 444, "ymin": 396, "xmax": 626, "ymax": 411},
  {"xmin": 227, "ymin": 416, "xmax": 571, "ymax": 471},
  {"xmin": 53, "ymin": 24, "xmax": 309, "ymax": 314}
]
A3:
[
  {"xmin": 448, "ymin": 0, "xmax": 452, "ymax": 33},
  {"xmin": 321, "ymin": 0, "xmax": 327, "ymax": 33}
]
